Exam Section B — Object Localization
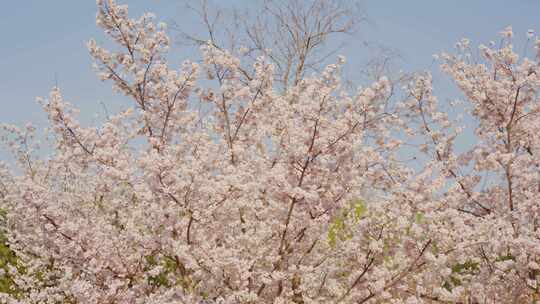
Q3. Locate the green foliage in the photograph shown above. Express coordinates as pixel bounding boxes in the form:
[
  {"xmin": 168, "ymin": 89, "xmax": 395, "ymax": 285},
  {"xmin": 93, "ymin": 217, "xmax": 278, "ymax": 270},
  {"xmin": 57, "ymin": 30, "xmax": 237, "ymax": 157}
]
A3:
[
  {"xmin": 145, "ymin": 255, "xmax": 176, "ymax": 288},
  {"xmin": 353, "ymin": 200, "xmax": 367, "ymax": 221},
  {"xmin": 145, "ymin": 255, "xmax": 199, "ymax": 293},
  {"xmin": 443, "ymin": 260, "xmax": 481, "ymax": 291},
  {"xmin": 451, "ymin": 260, "xmax": 480, "ymax": 275},
  {"xmin": 328, "ymin": 199, "xmax": 366, "ymax": 248},
  {"xmin": 0, "ymin": 210, "xmax": 17, "ymax": 295},
  {"xmin": 495, "ymin": 253, "xmax": 515, "ymax": 263},
  {"xmin": 414, "ymin": 212, "xmax": 424, "ymax": 223}
]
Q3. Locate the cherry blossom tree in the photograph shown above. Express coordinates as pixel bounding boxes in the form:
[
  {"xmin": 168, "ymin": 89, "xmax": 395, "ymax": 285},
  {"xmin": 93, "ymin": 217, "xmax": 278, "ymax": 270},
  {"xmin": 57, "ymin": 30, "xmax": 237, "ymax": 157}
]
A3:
[{"xmin": 0, "ymin": 1, "xmax": 539, "ymax": 303}]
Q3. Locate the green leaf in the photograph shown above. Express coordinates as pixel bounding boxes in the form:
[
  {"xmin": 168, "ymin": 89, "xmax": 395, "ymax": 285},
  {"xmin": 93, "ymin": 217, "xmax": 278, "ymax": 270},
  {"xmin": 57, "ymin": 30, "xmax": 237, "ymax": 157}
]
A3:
[
  {"xmin": 353, "ymin": 200, "xmax": 367, "ymax": 221},
  {"xmin": 414, "ymin": 212, "xmax": 424, "ymax": 223},
  {"xmin": 327, "ymin": 198, "xmax": 367, "ymax": 248}
]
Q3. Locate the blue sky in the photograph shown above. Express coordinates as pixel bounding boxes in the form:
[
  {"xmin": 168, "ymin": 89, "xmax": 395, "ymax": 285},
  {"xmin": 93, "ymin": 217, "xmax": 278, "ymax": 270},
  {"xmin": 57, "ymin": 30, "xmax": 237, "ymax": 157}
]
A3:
[{"xmin": 0, "ymin": 1, "xmax": 539, "ymax": 158}]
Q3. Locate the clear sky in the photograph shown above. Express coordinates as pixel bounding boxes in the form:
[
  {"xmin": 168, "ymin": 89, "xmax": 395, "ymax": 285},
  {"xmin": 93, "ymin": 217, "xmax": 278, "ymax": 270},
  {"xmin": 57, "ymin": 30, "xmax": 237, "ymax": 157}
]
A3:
[{"xmin": 0, "ymin": 1, "xmax": 539, "ymax": 158}]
